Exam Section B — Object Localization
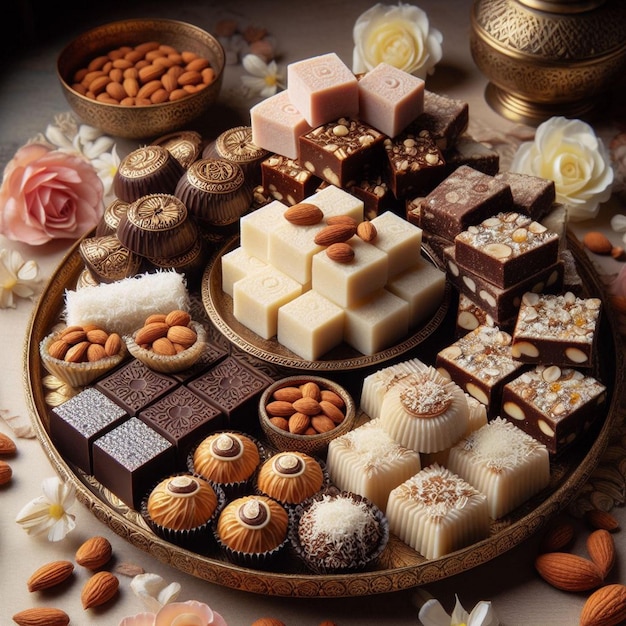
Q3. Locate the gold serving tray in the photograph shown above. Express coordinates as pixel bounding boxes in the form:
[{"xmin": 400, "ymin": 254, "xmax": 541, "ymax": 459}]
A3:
[
  {"xmin": 24, "ymin": 233, "xmax": 624, "ymax": 597},
  {"xmin": 201, "ymin": 235, "xmax": 452, "ymax": 371}
]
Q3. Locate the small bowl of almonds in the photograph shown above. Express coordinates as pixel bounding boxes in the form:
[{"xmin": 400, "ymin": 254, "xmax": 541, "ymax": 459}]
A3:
[
  {"xmin": 56, "ymin": 18, "xmax": 225, "ymax": 139},
  {"xmin": 259, "ymin": 376, "xmax": 357, "ymax": 457},
  {"xmin": 125, "ymin": 309, "xmax": 207, "ymax": 374}
]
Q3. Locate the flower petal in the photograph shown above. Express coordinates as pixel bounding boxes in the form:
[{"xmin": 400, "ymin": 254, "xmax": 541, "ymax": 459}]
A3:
[
  {"xmin": 242, "ymin": 53, "xmax": 269, "ymax": 77},
  {"xmin": 418, "ymin": 598, "xmax": 451, "ymax": 626},
  {"xmin": 467, "ymin": 600, "xmax": 499, "ymax": 626}
]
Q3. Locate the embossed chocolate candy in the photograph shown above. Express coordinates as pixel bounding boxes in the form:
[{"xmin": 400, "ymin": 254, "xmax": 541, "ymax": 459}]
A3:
[
  {"xmin": 511, "ymin": 291, "xmax": 602, "ymax": 368},
  {"xmin": 502, "ymin": 365, "xmax": 607, "ymax": 455}
]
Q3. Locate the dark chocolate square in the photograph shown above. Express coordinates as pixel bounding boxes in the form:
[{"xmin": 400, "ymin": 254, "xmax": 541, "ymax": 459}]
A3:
[
  {"xmin": 92, "ymin": 417, "xmax": 175, "ymax": 509},
  {"xmin": 94, "ymin": 358, "xmax": 179, "ymax": 415},
  {"xmin": 187, "ymin": 356, "xmax": 272, "ymax": 429},
  {"xmin": 495, "ymin": 172, "xmax": 556, "ymax": 221},
  {"xmin": 50, "ymin": 387, "xmax": 128, "ymax": 474},
  {"xmin": 171, "ymin": 339, "xmax": 229, "ymax": 383},
  {"xmin": 138, "ymin": 386, "xmax": 226, "ymax": 462},
  {"xmin": 415, "ymin": 90, "xmax": 469, "ymax": 150}
]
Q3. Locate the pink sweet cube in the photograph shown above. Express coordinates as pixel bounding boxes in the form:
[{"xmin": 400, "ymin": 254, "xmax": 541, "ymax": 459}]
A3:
[
  {"xmin": 287, "ymin": 52, "xmax": 359, "ymax": 127},
  {"xmin": 358, "ymin": 63, "xmax": 425, "ymax": 138},
  {"xmin": 250, "ymin": 90, "xmax": 313, "ymax": 160}
]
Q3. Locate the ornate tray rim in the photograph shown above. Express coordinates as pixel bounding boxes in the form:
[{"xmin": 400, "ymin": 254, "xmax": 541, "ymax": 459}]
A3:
[
  {"xmin": 23, "ymin": 233, "xmax": 624, "ymax": 598},
  {"xmin": 200, "ymin": 235, "xmax": 452, "ymax": 371}
]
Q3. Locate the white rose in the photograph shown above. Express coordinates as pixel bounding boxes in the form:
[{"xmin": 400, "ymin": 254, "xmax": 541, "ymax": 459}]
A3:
[
  {"xmin": 352, "ymin": 3, "xmax": 443, "ymax": 80},
  {"xmin": 510, "ymin": 116, "xmax": 614, "ymax": 222}
]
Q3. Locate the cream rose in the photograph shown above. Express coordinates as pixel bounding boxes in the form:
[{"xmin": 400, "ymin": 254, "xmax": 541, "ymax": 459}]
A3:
[
  {"xmin": 0, "ymin": 142, "xmax": 104, "ymax": 245},
  {"xmin": 352, "ymin": 2, "xmax": 442, "ymax": 80},
  {"xmin": 510, "ymin": 116, "xmax": 613, "ymax": 222}
]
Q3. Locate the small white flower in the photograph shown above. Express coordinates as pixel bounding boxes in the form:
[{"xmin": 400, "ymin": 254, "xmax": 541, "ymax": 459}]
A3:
[
  {"xmin": 418, "ymin": 594, "xmax": 499, "ymax": 626},
  {"xmin": 510, "ymin": 116, "xmax": 613, "ymax": 222},
  {"xmin": 91, "ymin": 143, "xmax": 121, "ymax": 202},
  {"xmin": 0, "ymin": 248, "xmax": 40, "ymax": 309},
  {"xmin": 352, "ymin": 2, "xmax": 443, "ymax": 79},
  {"xmin": 130, "ymin": 573, "xmax": 181, "ymax": 613},
  {"xmin": 241, "ymin": 53, "xmax": 285, "ymax": 98},
  {"xmin": 15, "ymin": 476, "xmax": 76, "ymax": 541}
]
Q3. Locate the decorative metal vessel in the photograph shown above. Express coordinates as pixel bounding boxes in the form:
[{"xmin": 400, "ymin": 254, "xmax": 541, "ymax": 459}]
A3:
[{"xmin": 470, "ymin": 0, "xmax": 626, "ymax": 124}]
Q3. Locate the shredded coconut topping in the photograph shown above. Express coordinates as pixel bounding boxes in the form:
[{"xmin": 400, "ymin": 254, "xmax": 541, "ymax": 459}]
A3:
[{"xmin": 398, "ymin": 374, "xmax": 452, "ymax": 417}]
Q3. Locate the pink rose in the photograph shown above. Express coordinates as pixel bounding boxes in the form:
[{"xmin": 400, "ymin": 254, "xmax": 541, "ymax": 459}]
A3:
[{"xmin": 0, "ymin": 142, "xmax": 104, "ymax": 245}]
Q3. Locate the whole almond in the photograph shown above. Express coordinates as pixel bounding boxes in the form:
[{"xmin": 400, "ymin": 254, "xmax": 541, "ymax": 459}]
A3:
[
  {"xmin": 583, "ymin": 231, "xmax": 613, "ymax": 255},
  {"xmin": 165, "ymin": 309, "xmax": 191, "ymax": 327},
  {"xmin": 135, "ymin": 321, "xmax": 170, "ymax": 345},
  {"xmin": 152, "ymin": 337, "xmax": 177, "ymax": 355},
  {"xmin": 535, "ymin": 552, "xmax": 603, "ymax": 591},
  {"xmin": 48, "ymin": 339, "xmax": 70, "ymax": 360},
  {"xmin": 326, "ymin": 215, "xmax": 357, "ymax": 227},
  {"xmin": 104, "ymin": 332, "xmax": 123, "ymax": 356},
  {"xmin": 272, "ymin": 386, "xmax": 302, "ymax": 403},
  {"xmin": 580, "ymin": 584, "xmax": 626, "ymax": 626},
  {"xmin": 61, "ymin": 328, "xmax": 87, "ymax": 344},
  {"xmin": 85, "ymin": 328, "xmax": 108, "ymax": 345},
  {"xmin": 64, "ymin": 340, "xmax": 90, "ymax": 363},
  {"xmin": 12, "ymin": 607, "xmax": 70, "ymax": 626},
  {"xmin": 538, "ymin": 519, "xmax": 576, "ymax": 553},
  {"xmin": 27, "ymin": 560, "xmax": 74, "ymax": 592},
  {"xmin": 167, "ymin": 325, "xmax": 197, "ymax": 348},
  {"xmin": 269, "ymin": 417, "xmax": 289, "ymax": 431},
  {"xmin": 311, "ymin": 414, "xmax": 336, "ymax": 433},
  {"xmin": 76, "ymin": 536, "xmax": 113, "ymax": 570},
  {"xmin": 81, "ymin": 570, "xmax": 119, "ymax": 609},
  {"xmin": 266, "ymin": 400, "xmax": 295, "ymax": 417},
  {"xmin": 320, "ymin": 389, "xmax": 345, "ymax": 409},
  {"xmin": 319, "ymin": 400, "xmax": 345, "ymax": 424},
  {"xmin": 292, "ymin": 397, "xmax": 321, "ymax": 416},
  {"xmin": 283, "ymin": 203, "xmax": 324, "ymax": 226},
  {"xmin": 0, "ymin": 459, "xmax": 12, "ymax": 485},
  {"xmin": 288, "ymin": 412, "xmax": 310, "ymax": 434},
  {"xmin": 300, "ymin": 381, "xmax": 321, "ymax": 400},
  {"xmin": 584, "ymin": 508, "xmax": 620, "ymax": 532},
  {"xmin": 314, "ymin": 223, "xmax": 356, "ymax": 246},
  {"xmin": 356, "ymin": 220, "xmax": 377, "ymax": 242},
  {"xmin": 326, "ymin": 242, "xmax": 355, "ymax": 264},
  {"xmin": 587, "ymin": 529, "xmax": 616, "ymax": 578},
  {"xmin": 87, "ymin": 343, "xmax": 107, "ymax": 362},
  {"xmin": 0, "ymin": 431, "xmax": 17, "ymax": 455}
]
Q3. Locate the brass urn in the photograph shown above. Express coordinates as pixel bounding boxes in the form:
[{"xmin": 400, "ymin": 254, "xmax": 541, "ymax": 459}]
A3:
[{"xmin": 470, "ymin": 0, "xmax": 626, "ymax": 124}]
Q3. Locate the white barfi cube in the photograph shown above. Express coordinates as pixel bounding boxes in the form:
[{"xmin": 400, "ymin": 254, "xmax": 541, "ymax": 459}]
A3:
[
  {"xmin": 277, "ymin": 290, "xmax": 344, "ymax": 361},
  {"xmin": 357, "ymin": 62, "xmax": 425, "ymax": 138},
  {"xmin": 386, "ymin": 464, "xmax": 489, "ymax": 559},
  {"xmin": 240, "ymin": 200, "xmax": 288, "ymax": 262},
  {"xmin": 344, "ymin": 289, "xmax": 409, "ymax": 355},
  {"xmin": 326, "ymin": 419, "xmax": 422, "ymax": 513},
  {"xmin": 250, "ymin": 90, "xmax": 313, "ymax": 160},
  {"xmin": 287, "ymin": 52, "xmax": 359, "ymax": 127},
  {"xmin": 370, "ymin": 211, "xmax": 423, "ymax": 277},
  {"xmin": 268, "ymin": 221, "xmax": 324, "ymax": 285},
  {"xmin": 447, "ymin": 417, "xmax": 550, "ymax": 519},
  {"xmin": 312, "ymin": 236, "xmax": 388, "ymax": 308},
  {"xmin": 220, "ymin": 246, "xmax": 268, "ymax": 297},
  {"xmin": 386, "ymin": 260, "xmax": 446, "ymax": 327},
  {"xmin": 307, "ymin": 184, "xmax": 364, "ymax": 223},
  {"xmin": 233, "ymin": 266, "xmax": 303, "ymax": 340}
]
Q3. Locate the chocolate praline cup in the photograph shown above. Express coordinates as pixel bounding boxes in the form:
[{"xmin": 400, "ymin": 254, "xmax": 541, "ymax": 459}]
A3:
[
  {"xmin": 141, "ymin": 472, "xmax": 226, "ymax": 553},
  {"xmin": 187, "ymin": 430, "xmax": 267, "ymax": 500},
  {"xmin": 116, "ymin": 193, "xmax": 199, "ymax": 259},
  {"xmin": 174, "ymin": 158, "xmax": 252, "ymax": 227},
  {"xmin": 202, "ymin": 125, "xmax": 269, "ymax": 189},
  {"xmin": 113, "ymin": 145, "xmax": 185, "ymax": 203},
  {"xmin": 213, "ymin": 495, "xmax": 291, "ymax": 569},
  {"xmin": 125, "ymin": 320, "xmax": 207, "ymax": 374},
  {"xmin": 289, "ymin": 489, "xmax": 390, "ymax": 575},
  {"xmin": 152, "ymin": 130, "xmax": 203, "ymax": 169},
  {"xmin": 79, "ymin": 235, "xmax": 143, "ymax": 284},
  {"xmin": 95, "ymin": 198, "xmax": 130, "ymax": 237}
]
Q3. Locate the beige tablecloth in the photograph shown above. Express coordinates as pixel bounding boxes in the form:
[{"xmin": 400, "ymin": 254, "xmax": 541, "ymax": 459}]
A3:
[{"xmin": 1, "ymin": 2, "xmax": 625, "ymax": 625}]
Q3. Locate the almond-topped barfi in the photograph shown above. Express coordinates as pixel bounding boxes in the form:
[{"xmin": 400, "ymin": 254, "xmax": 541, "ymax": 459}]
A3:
[
  {"xmin": 436, "ymin": 325, "xmax": 526, "ymax": 416},
  {"xmin": 502, "ymin": 365, "xmax": 607, "ymax": 455},
  {"xmin": 260, "ymin": 154, "xmax": 322, "ymax": 206},
  {"xmin": 453, "ymin": 212, "xmax": 560, "ymax": 289},
  {"xmin": 511, "ymin": 291, "xmax": 602, "ymax": 368}
]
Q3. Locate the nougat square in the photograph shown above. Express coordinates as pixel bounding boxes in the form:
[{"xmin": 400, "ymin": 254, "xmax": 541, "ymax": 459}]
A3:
[
  {"xmin": 261, "ymin": 154, "xmax": 322, "ymax": 206},
  {"xmin": 299, "ymin": 117, "xmax": 386, "ymax": 188},
  {"xmin": 502, "ymin": 365, "xmax": 607, "ymax": 455},
  {"xmin": 511, "ymin": 292, "xmax": 601, "ymax": 368},
  {"xmin": 92, "ymin": 418, "xmax": 175, "ymax": 508},
  {"xmin": 287, "ymin": 52, "xmax": 359, "ymax": 127},
  {"xmin": 357, "ymin": 62, "xmax": 425, "ymax": 137},
  {"xmin": 436, "ymin": 325, "xmax": 526, "ymax": 416},
  {"xmin": 50, "ymin": 387, "xmax": 128, "ymax": 474},
  {"xmin": 250, "ymin": 89, "xmax": 313, "ymax": 159}
]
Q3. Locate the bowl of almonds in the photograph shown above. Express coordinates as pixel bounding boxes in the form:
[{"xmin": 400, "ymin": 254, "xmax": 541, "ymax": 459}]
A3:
[
  {"xmin": 125, "ymin": 309, "xmax": 207, "ymax": 373},
  {"xmin": 39, "ymin": 323, "xmax": 127, "ymax": 387},
  {"xmin": 259, "ymin": 376, "xmax": 357, "ymax": 457},
  {"xmin": 56, "ymin": 18, "xmax": 225, "ymax": 138}
]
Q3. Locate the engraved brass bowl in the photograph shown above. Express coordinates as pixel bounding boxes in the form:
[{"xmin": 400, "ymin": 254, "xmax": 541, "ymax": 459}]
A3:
[
  {"xmin": 470, "ymin": 0, "xmax": 626, "ymax": 124},
  {"xmin": 57, "ymin": 18, "xmax": 225, "ymax": 139}
]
